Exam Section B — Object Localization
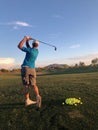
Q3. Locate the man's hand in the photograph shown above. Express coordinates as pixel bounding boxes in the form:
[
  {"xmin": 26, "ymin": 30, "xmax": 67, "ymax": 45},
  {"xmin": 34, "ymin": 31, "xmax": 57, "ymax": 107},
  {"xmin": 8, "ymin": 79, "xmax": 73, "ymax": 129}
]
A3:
[
  {"xmin": 25, "ymin": 36, "xmax": 32, "ymax": 41},
  {"xmin": 18, "ymin": 36, "xmax": 32, "ymax": 49}
]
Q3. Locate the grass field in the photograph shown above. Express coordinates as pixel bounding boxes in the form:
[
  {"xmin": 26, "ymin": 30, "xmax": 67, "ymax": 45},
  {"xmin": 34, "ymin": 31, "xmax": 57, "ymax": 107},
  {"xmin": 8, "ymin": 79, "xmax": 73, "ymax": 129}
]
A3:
[{"xmin": 0, "ymin": 72, "xmax": 98, "ymax": 130}]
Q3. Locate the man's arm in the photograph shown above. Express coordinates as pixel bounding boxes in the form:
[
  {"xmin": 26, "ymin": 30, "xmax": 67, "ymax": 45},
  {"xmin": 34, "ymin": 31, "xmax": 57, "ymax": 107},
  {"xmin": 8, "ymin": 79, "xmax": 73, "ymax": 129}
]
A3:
[
  {"xmin": 18, "ymin": 36, "xmax": 32, "ymax": 49},
  {"xmin": 18, "ymin": 37, "xmax": 27, "ymax": 49},
  {"xmin": 26, "ymin": 40, "xmax": 31, "ymax": 48}
]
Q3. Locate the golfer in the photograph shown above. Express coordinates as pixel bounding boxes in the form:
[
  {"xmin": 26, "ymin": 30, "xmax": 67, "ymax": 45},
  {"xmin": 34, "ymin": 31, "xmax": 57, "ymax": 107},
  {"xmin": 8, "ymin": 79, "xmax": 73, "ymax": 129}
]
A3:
[{"xmin": 18, "ymin": 36, "xmax": 41, "ymax": 108}]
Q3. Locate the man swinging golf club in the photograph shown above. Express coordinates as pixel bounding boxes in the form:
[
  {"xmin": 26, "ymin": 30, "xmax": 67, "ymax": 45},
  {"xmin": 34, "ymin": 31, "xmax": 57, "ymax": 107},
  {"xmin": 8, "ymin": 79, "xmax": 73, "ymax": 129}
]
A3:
[{"xmin": 18, "ymin": 36, "xmax": 41, "ymax": 108}]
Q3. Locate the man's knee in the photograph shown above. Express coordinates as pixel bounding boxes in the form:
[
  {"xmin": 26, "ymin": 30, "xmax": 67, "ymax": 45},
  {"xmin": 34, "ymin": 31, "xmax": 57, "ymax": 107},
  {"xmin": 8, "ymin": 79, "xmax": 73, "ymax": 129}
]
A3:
[
  {"xmin": 23, "ymin": 86, "xmax": 29, "ymax": 94},
  {"xmin": 32, "ymin": 84, "xmax": 36, "ymax": 87}
]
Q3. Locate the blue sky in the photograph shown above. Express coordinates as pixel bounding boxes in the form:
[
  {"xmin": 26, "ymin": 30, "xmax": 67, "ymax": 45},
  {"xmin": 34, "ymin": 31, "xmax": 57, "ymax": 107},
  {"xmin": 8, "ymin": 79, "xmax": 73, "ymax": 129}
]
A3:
[{"xmin": 0, "ymin": 0, "xmax": 98, "ymax": 69}]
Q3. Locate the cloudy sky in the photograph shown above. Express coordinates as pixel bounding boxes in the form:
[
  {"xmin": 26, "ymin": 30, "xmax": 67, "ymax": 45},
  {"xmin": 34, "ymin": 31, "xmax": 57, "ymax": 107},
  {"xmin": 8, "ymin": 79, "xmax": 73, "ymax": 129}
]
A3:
[{"xmin": 0, "ymin": 0, "xmax": 98, "ymax": 69}]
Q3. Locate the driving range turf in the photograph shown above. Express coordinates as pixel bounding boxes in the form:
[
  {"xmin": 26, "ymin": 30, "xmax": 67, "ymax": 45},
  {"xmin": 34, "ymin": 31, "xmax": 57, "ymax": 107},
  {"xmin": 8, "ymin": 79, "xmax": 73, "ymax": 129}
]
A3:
[{"xmin": 0, "ymin": 72, "xmax": 98, "ymax": 130}]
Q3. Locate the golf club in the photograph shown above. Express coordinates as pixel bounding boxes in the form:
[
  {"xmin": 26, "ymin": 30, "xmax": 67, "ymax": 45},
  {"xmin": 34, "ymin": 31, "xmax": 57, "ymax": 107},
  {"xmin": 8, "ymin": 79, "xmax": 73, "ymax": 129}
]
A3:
[{"xmin": 31, "ymin": 38, "xmax": 57, "ymax": 51}]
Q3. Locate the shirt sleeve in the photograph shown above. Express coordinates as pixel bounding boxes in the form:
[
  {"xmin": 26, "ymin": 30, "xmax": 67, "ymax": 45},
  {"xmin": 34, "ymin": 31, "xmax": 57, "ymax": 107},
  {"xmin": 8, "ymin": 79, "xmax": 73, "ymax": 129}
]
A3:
[{"xmin": 21, "ymin": 47, "xmax": 30, "ymax": 52}]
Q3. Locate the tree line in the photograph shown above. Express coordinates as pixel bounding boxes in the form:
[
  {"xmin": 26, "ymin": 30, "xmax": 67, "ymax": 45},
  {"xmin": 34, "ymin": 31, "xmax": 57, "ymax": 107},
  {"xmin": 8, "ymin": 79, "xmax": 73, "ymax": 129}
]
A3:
[{"xmin": 0, "ymin": 58, "xmax": 98, "ymax": 73}]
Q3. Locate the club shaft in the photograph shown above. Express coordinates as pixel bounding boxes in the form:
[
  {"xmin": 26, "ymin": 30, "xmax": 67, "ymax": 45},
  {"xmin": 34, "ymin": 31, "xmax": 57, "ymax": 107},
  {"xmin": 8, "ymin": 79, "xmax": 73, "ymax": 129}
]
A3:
[{"xmin": 32, "ymin": 38, "xmax": 56, "ymax": 48}]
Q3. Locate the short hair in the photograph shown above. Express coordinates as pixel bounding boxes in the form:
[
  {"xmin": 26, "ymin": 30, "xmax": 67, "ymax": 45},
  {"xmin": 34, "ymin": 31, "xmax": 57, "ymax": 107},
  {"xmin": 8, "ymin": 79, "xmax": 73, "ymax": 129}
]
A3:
[
  {"xmin": 33, "ymin": 42, "xmax": 39, "ymax": 47},
  {"xmin": 32, "ymin": 40, "xmax": 39, "ymax": 47}
]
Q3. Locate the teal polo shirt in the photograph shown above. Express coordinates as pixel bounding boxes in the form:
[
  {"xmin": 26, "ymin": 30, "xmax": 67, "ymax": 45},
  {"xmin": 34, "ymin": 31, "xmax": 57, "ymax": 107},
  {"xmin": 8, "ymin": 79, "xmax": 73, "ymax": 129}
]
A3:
[{"xmin": 21, "ymin": 47, "xmax": 38, "ymax": 68}]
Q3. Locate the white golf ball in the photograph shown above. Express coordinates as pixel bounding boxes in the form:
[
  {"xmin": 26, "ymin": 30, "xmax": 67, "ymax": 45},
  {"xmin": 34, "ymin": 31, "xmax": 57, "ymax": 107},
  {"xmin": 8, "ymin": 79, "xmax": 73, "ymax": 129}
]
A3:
[{"xmin": 62, "ymin": 102, "xmax": 65, "ymax": 105}]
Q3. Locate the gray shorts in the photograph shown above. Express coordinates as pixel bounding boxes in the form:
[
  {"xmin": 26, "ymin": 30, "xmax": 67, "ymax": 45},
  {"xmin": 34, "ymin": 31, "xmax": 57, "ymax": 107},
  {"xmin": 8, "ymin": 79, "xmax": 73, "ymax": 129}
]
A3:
[{"xmin": 21, "ymin": 67, "xmax": 36, "ymax": 86}]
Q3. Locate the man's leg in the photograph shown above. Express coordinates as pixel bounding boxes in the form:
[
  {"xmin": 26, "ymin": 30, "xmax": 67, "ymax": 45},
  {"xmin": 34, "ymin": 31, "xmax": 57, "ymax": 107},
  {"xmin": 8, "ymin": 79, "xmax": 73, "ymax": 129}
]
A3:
[
  {"xmin": 21, "ymin": 67, "xmax": 36, "ymax": 106},
  {"xmin": 33, "ymin": 85, "xmax": 42, "ymax": 108},
  {"xmin": 24, "ymin": 85, "xmax": 36, "ymax": 106},
  {"xmin": 23, "ymin": 85, "xmax": 30, "ymax": 100},
  {"xmin": 29, "ymin": 69, "xmax": 42, "ymax": 108},
  {"xmin": 33, "ymin": 84, "xmax": 39, "ymax": 96}
]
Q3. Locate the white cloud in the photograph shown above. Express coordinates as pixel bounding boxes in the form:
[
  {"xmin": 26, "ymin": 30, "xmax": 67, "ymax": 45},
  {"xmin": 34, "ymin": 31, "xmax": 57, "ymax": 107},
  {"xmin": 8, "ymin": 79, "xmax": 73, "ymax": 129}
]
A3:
[
  {"xmin": 36, "ymin": 52, "xmax": 98, "ymax": 67},
  {"xmin": 61, "ymin": 52, "xmax": 98, "ymax": 65},
  {"xmin": 0, "ymin": 58, "xmax": 15, "ymax": 64},
  {"xmin": 0, "ymin": 21, "xmax": 32, "ymax": 29},
  {"xmin": 53, "ymin": 14, "xmax": 64, "ymax": 19},
  {"xmin": 8, "ymin": 21, "xmax": 32, "ymax": 27},
  {"xmin": 0, "ymin": 58, "xmax": 16, "ymax": 69},
  {"xmin": 69, "ymin": 44, "xmax": 80, "ymax": 49},
  {"xmin": 1, "ymin": 53, "xmax": 98, "ymax": 69},
  {"xmin": 13, "ymin": 26, "xmax": 19, "ymax": 30}
]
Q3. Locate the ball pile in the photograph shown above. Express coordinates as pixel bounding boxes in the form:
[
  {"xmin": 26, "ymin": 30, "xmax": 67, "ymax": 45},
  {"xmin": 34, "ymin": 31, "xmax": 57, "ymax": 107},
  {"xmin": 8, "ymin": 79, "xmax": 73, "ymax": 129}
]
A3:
[{"xmin": 62, "ymin": 98, "xmax": 83, "ymax": 106}]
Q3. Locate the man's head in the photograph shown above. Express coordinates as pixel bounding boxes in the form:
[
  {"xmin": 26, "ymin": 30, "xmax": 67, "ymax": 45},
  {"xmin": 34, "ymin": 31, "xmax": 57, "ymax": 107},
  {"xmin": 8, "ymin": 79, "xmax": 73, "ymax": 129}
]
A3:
[{"xmin": 32, "ymin": 40, "xmax": 39, "ymax": 48}]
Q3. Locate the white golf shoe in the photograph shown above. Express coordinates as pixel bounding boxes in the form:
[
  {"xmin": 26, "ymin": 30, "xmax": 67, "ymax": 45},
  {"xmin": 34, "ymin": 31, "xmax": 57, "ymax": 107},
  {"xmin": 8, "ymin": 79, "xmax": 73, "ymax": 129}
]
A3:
[{"xmin": 25, "ymin": 99, "xmax": 37, "ymax": 106}]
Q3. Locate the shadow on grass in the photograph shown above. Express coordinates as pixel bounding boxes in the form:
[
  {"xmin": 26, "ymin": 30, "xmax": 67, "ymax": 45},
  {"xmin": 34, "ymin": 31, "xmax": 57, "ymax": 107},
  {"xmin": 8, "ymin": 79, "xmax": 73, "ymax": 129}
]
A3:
[
  {"xmin": 0, "ymin": 98, "xmax": 63, "ymax": 110},
  {"xmin": 0, "ymin": 102, "xmax": 25, "ymax": 109}
]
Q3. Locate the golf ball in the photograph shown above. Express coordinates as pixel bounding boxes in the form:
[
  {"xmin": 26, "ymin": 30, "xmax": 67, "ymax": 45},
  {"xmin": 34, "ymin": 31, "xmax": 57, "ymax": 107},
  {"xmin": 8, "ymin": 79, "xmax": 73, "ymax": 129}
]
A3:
[{"xmin": 62, "ymin": 102, "xmax": 65, "ymax": 105}]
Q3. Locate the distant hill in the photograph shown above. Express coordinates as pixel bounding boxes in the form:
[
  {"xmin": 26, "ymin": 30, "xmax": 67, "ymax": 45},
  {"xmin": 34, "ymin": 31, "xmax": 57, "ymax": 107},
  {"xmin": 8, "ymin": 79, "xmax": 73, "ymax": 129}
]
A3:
[
  {"xmin": 44, "ymin": 64, "xmax": 69, "ymax": 69},
  {"xmin": 1, "ymin": 64, "xmax": 98, "ymax": 75},
  {"xmin": 36, "ymin": 64, "xmax": 98, "ymax": 75}
]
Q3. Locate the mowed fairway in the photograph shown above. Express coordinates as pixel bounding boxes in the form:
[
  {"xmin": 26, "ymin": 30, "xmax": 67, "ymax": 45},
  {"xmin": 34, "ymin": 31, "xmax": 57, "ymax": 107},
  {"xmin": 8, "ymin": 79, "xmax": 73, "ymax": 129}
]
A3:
[{"xmin": 0, "ymin": 72, "xmax": 98, "ymax": 130}]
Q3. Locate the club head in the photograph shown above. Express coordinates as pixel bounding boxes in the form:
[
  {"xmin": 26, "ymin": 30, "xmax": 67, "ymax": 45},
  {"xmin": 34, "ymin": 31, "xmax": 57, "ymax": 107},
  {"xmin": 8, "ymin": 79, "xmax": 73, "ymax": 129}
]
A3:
[{"xmin": 54, "ymin": 47, "xmax": 57, "ymax": 51}]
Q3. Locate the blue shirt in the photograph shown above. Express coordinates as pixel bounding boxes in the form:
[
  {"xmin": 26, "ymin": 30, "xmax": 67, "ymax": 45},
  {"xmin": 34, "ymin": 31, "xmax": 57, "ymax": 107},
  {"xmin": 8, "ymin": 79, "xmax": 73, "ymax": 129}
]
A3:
[{"xmin": 21, "ymin": 47, "xmax": 38, "ymax": 68}]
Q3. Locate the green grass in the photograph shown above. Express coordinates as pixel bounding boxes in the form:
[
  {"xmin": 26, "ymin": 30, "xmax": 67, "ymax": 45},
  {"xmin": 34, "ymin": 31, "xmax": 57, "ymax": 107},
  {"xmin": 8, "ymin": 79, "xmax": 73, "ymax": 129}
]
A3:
[{"xmin": 0, "ymin": 72, "xmax": 98, "ymax": 130}]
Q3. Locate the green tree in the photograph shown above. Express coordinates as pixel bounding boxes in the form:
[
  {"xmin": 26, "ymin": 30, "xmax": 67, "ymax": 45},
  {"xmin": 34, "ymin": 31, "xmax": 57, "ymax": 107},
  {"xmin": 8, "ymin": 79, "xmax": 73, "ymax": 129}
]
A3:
[
  {"xmin": 79, "ymin": 62, "xmax": 85, "ymax": 67},
  {"xmin": 91, "ymin": 58, "xmax": 98, "ymax": 65}
]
